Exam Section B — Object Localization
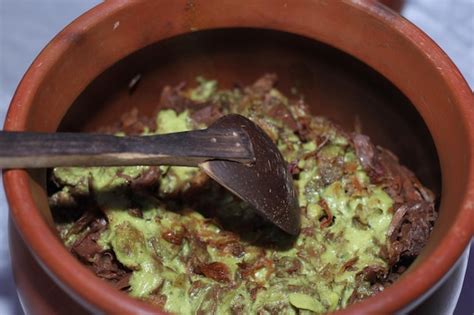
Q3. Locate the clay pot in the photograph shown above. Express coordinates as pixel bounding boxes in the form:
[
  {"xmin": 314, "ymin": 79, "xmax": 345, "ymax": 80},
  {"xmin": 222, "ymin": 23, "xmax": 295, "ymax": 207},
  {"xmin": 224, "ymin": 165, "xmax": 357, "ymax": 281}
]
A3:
[
  {"xmin": 379, "ymin": 0, "xmax": 404, "ymax": 12},
  {"xmin": 4, "ymin": 0, "xmax": 473, "ymax": 314}
]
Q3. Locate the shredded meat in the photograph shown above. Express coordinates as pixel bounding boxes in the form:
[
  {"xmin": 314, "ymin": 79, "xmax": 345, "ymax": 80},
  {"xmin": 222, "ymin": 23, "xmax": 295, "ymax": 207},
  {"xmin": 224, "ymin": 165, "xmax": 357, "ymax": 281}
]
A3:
[
  {"xmin": 268, "ymin": 103, "xmax": 298, "ymax": 130},
  {"xmin": 274, "ymin": 256, "xmax": 302, "ymax": 277},
  {"xmin": 191, "ymin": 104, "xmax": 223, "ymax": 125},
  {"xmin": 66, "ymin": 208, "xmax": 98, "ymax": 236},
  {"xmin": 195, "ymin": 262, "xmax": 231, "ymax": 283},
  {"xmin": 238, "ymin": 257, "xmax": 274, "ymax": 280},
  {"xmin": 388, "ymin": 201, "xmax": 436, "ymax": 264},
  {"xmin": 71, "ymin": 217, "xmax": 106, "ymax": 261},
  {"xmin": 352, "ymin": 133, "xmax": 437, "ymax": 266},
  {"xmin": 352, "ymin": 134, "xmax": 384, "ymax": 180},
  {"xmin": 71, "ymin": 217, "xmax": 130, "ymax": 287},
  {"xmin": 361, "ymin": 265, "xmax": 387, "ymax": 284},
  {"xmin": 162, "ymin": 228, "xmax": 186, "ymax": 246},
  {"xmin": 159, "ymin": 83, "xmax": 195, "ymax": 113},
  {"xmin": 92, "ymin": 251, "xmax": 131, "ymax": 289},
  {"xmin": 318, "ymin": 199, "xmax": 334, "ymax": 228},
  {"xmin": 342, "ymin": 257, "xmax": 359, "ymax": 272},
  {"xmin": 130, "ymin": 166, "xmax": 161, "ymax": 191},
  {"xmin": 146, "ymin": 292, "xmax": 168, "ymax": 309}
]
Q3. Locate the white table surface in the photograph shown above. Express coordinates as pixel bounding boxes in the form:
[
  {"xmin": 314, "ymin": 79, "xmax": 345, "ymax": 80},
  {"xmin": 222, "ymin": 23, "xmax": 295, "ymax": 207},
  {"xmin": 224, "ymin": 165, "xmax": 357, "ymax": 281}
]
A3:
[{"xmin": 0, "ymin": 1, "xmax": 472, "ymax": 314}]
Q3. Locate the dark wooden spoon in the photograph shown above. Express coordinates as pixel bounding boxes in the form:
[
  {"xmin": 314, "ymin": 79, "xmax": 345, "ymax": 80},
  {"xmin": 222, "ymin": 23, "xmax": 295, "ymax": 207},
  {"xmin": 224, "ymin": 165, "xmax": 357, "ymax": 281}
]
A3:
[
  {"xmin": 0, "ymin": 114, "xmax": 300, "ymax": 235},
  {"xmin": 200, "ymin": 115, "xmax": 300, "ymax": 235}
]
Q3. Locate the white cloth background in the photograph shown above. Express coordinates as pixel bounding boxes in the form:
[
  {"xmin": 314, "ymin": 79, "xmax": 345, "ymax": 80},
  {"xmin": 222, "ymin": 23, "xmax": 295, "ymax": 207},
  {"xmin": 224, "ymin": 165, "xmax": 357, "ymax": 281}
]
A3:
[{"xmin": 0, "ymin": 1, "xmax": 472, "ymax": 314}]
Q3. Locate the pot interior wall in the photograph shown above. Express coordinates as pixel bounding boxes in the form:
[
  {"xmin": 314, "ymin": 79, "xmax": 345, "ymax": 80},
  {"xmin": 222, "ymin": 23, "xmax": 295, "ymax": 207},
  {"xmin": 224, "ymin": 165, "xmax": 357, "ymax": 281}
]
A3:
[{"xmin": 60, "ymin": 28, "xmax": 440, "ymax": 197}]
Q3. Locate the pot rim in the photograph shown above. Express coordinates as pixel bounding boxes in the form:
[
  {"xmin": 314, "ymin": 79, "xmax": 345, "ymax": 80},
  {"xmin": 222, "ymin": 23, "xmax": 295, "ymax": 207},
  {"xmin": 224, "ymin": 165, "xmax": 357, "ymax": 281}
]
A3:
[{"xmin": 4, "ymin": 0, "xmax": 473, "ymax": 313}]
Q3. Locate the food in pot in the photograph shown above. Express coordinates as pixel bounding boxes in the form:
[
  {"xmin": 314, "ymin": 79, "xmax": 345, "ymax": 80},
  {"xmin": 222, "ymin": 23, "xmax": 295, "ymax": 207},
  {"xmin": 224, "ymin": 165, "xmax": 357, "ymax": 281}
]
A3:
[{"xmin": 49, "ymin": 74, "xmax": 437, "ymax": 314}]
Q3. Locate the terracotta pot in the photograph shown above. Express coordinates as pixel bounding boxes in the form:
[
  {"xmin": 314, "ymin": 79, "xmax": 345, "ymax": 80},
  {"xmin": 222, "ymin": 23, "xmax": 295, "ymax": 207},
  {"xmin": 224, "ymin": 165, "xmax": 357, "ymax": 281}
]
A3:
[
  {"xmin": 4, "ymin": 0, "xmax": 473, "ymax": 314},
  {"xmin": 379, "ymin": 0, "xmax": 404, "ymax": 12}
]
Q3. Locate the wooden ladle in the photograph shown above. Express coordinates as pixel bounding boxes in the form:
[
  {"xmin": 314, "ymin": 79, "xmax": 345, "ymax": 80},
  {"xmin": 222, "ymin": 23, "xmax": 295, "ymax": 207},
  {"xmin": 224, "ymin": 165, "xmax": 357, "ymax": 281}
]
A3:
[{"xmin": 0, "ymin": 114, "xmax": 300, "ymax": 235}]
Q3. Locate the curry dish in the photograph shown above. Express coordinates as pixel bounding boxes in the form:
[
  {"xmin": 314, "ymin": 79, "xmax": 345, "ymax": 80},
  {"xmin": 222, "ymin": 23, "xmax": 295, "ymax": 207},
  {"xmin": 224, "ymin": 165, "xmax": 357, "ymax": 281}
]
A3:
[{"xmin": 49, "ymin": 75, "xmax": 437, "ymax": 314}]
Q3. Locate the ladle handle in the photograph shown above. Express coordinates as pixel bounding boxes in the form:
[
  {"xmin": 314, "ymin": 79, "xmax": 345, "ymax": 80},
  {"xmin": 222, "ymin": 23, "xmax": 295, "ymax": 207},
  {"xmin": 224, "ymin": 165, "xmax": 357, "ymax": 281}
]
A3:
[{"xmin": 0, "ymin": 129, "xmax": 254, "ymax": 169}]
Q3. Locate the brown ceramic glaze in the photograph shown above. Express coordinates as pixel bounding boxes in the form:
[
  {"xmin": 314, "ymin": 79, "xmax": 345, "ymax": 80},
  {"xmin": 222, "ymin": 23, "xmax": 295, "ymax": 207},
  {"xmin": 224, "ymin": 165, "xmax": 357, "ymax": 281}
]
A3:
[{"xmin": 4, "ymin": 0, "xmax": 473, "ymax": 314}]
